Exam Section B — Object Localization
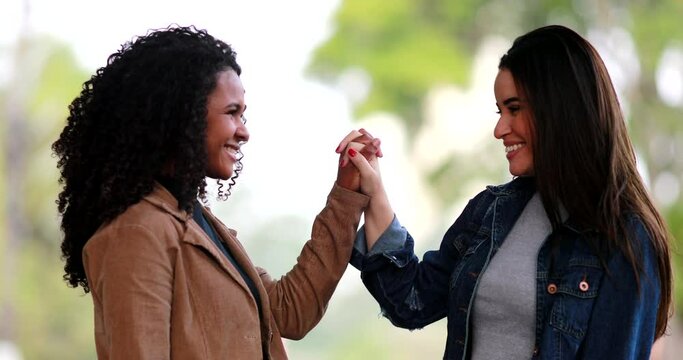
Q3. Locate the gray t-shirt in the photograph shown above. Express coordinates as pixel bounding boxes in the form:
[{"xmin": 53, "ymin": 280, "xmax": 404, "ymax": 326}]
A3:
[{"xmin": 471, "ymin": 192, "xmax": 551, "ymax": 360}]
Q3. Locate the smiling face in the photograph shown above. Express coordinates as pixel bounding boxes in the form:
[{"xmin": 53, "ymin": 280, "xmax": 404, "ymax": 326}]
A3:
[
  {"xmin": 205, "ymin": 69, "xmax": 249, "ymax": 180},
  {"xmin": 493, "ymin": 68, "xmax": 534, "ymax": 177}
]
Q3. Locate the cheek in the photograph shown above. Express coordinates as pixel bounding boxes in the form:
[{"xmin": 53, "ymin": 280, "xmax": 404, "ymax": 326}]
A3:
[
  {"xmin": 523, "ymin": 146, "xmax": 534, "ymax": 174},
  {"xmin": 206, "ymin": 122, "xmax": 228, "ymax": 147},
  {"xmin": 520, "ymin": 116, "xmax": 535, "ymax": 156},
  {"xmin": 520, "ymin": 115, "xmax": 533, "ymax": 139}
]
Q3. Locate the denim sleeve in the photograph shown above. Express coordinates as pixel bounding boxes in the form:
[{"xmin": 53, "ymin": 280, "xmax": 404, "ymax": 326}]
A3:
[
  {"xmin": 350, "ymin": 215, "xmax": 407, "ymax": 270},
  {"xmin": 350, "ymin": 191, "xmax": 488, "ymax": 330},
  {"xmin": 579, "ymin": 218, "xmax": 661, "ymax": 359}
]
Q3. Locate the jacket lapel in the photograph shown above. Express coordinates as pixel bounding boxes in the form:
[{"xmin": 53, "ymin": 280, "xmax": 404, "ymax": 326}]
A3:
[
  {"xmin": 202, "ymin": 208, "xmax": 273, "ymax": 351},
  {"xmin": 143, "ymin": 183, "xmax": 255, "ymax": 297},
  {"xmin": 180, "ymin": 219, "xmax": 255, "ymax": 296},
  {"xmin": 145, "ymin": 183, "xmax": 275, "ymax": 355},
  {"xmin": 200, "ymin": 209, "xmax": 274, "ymax": 331}
]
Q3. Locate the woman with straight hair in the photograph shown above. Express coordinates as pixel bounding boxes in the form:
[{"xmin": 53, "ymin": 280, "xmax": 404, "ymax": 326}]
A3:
[{"xmin": 340, "ymin": 24, "xmax": 672, "ymax": 359}]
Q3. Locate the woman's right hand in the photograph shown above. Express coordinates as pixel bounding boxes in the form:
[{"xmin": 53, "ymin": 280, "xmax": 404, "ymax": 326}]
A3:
[
  {"xmin": 344, "ymin": 133, "xmax": 394, "ymax": 250},
  {"xmin": 336, "ymin": 129, "xmax": 382, "ymax": 193},
  {"xmin": 344, "ymin": 143, "xmax": 383, "ymax": 198}
]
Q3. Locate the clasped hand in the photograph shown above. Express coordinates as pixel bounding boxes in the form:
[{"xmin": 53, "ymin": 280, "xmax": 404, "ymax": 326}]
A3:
[
  {"xmin": 335, "ymin": 128, "xmax": 394, "ymax": 249},
  {"xmin": 335, "ymin": 129, "xmax": 384, "ymax": 196}
]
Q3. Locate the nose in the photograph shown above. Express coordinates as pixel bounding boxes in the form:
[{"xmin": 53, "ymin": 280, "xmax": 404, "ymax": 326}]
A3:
[
  {"xmin": 493, "ymin": 115, "xmax": 510, "ymax": 140},
  {"xmin": 236, "ymin": 119, "xmax": 250, "ymax": 143}
]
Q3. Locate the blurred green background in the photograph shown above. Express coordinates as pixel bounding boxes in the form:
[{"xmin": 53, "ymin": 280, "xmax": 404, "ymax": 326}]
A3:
[{"xmin": 1, "ymin": 0, "xmax": 682, "ymax": 359}]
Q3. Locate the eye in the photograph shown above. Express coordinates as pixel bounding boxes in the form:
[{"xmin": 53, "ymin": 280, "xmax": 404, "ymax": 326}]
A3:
[
  {"xmin": 508, "ymin": 106, "xmax": 520, "ymax": 114},
  {"xmin": 224, "ymin": 109, "xmax": 246, "ymax": 122}
]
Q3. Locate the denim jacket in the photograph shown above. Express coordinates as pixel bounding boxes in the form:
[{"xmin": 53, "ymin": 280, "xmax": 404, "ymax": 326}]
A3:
[{"xmin": 351, "ymin": 177, "xmax": 660, "ymax": 360}]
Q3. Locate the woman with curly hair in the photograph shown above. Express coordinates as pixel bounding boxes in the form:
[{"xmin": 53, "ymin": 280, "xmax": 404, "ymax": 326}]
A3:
[
  {"xmin": 53, "ymin": 25, "xmax": 379, "ymax": 359},
  {"xmin": 341, "ymin": 25, "xmax": 672, "ymax": 359}
]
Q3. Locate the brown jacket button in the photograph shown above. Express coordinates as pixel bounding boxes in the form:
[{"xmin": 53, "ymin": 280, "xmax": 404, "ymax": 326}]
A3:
[{"xmin": 547, "ymin": 283, "xmax": 558, "ymax": 294}]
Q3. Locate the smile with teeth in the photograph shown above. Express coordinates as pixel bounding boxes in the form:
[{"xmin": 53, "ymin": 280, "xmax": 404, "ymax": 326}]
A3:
[
  {"xmin": 224, "ymin": 145, "xmax": 239, "ymax": 157},
  {"xmin": 505, "ymin": 143, "xmax": 525, "ymax": 153}
]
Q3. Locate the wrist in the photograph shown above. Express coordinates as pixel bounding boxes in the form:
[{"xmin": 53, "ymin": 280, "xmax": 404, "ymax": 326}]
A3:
[
  {"xmin": 364, "ymin": 190, "xmax": 393, "ymax": 241},
  {"xmin": 368, "ymin": 186, "xmax": 390, "ymax": 210}
]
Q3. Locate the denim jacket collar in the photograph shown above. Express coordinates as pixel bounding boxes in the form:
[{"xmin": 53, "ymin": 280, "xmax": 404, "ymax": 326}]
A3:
[
  {"xmin": 485, "ymin": 176, "xmax": 594, "ymax": 235},
  {"xmin": 485, "ymin": 175, "xmax": 535, "ymax": 197}
]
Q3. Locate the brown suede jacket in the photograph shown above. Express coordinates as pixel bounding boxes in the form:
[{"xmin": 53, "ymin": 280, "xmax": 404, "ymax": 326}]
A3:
[{"xmin": 82, "ymin": 182, "xmax": 368, "ymax": 359}]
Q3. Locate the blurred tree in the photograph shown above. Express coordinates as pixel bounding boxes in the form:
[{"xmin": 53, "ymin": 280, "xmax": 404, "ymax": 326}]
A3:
[
  {"xmin": 627, "ymin": 0, "xmax": 683, "ymax": 312},
  {"xmin": 308, "ymin": 0, "xmax": 683, "ymax": 335},
  {"xmin": 1, "ymin": 34, "xmax": 95, "ymax": 359},
  {"xmin": 0, "ymin": 1, "xmax": 679, "ymax": 359},
  {"xmin": 308, "ymin": 0, "xmax": 596, "ymax": 134}
]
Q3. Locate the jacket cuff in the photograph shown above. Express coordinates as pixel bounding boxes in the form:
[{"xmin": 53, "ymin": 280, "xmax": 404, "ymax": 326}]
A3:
[
  {"xmin": 329, "ymin": 182, "xmax": 370, "ymax": 211},
  {"xmin": 351, "ymin": 216, "xmax": 412, "ymax": 272}
]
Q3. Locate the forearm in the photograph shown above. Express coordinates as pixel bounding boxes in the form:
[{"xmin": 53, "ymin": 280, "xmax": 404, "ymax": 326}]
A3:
[
  {"xmin": 358, "ymin": 239, "xmax": 452, "ymax": 329},
  {"xmin": 363, "ymin": 188, "xmax": 394, "ymax": 251},
  {"xmin": 264, "ymin": 183, "xmax": 369, "ymax": 339}
]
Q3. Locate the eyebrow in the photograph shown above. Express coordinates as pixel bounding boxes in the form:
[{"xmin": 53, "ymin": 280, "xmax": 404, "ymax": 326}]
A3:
[
  {"xmin": 223, "ymin": 103, "xmax": 246, "ymax": 111},
  {"xmin": 502, "ymin": 97, "xmax": 521, "ymax": 106}
]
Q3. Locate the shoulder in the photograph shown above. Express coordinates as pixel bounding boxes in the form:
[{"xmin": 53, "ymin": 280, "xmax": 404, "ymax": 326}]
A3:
[
  {"xmin": 85, "ymin": 193, "xmax": 187, "ymax": 255},
  {"xmin": 485, "ymin": 176, "xmax": 535, "ymax": 195},
  {"xmin": 624, "ymin": 214, "xmax": 654, "ymax": 246},
  {"xmin": 464, "ymin": 176, "xmax": 534, "ymax": 214},
  {"xmin": 598, "ymin": 214, "xmax": 660, "ymax": 290},
  {"xmin": 116, "ymin": 199, "xmax": 182, "ymax": 233},
  {"xmin": 608, "ymin": 213, "xmax": 657, "ymax": 266}
]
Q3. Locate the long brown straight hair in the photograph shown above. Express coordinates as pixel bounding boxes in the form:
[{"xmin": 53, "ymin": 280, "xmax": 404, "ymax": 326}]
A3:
[{"xmin": 499, "ymin": 25, "xmax": 672, "ymax": 338}]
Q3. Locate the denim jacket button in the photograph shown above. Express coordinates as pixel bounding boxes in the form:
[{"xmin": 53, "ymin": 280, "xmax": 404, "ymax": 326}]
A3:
[
  {"xmin": 547, "ymin": 283, "xmax": 558, "ymax": 294},
  {"xmin": 533, "ymin": 346, "xmax": 539, "ymax": 356},
  {"xmin": 579, "ymin": 280, "xmax": 589, "ymax": 292}
]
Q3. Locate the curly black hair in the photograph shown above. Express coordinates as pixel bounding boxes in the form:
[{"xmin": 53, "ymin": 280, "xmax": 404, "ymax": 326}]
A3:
[{"xmin": 52, "ymin": 25, "xmax": 242, "ymax": 292}]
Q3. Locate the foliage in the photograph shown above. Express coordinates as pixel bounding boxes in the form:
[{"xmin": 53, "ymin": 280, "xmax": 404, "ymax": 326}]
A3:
[
  {"xmin": 1, "ymin": 36, "xmax": 93, "ymax": 359},
  {"xmin": 1, "ymin": 1, "xmax": 681, "ymax": 358},
  {"xmin": 309, "ymin": 0, "xmax": 595, "ymax": 132},
  {"xmin": 308, "ymin": 0, "xmax": 683, "ymax": 325}
]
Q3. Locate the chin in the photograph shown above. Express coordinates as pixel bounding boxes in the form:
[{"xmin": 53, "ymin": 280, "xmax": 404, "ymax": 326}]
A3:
[
  {"xmin": 207, "ymin": 170, "xmax": 233, "ymax": 181},
  {"xmin": 218, "ymin": 172, "xmax": 233, "ymax": 181},
  {"xmin": 509, "ymin": 168, "xmax": 533, "ymax": 177}
]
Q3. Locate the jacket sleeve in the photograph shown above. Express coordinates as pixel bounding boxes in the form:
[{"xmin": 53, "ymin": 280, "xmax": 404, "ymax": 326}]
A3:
[
  {"xmin": 580, "ymin": 220, "xmax": 661, "ymax": 359},
  {"xmin": 83, "ymin": 224, "xmax": 175, "ymax": 359},
  {"xmin": 257, "ymin": 182, "xmax": 369, "ymax": 340},
  {"xmin": 352, "ymin": 191, "xmax": 485, "ymax": 330}
]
